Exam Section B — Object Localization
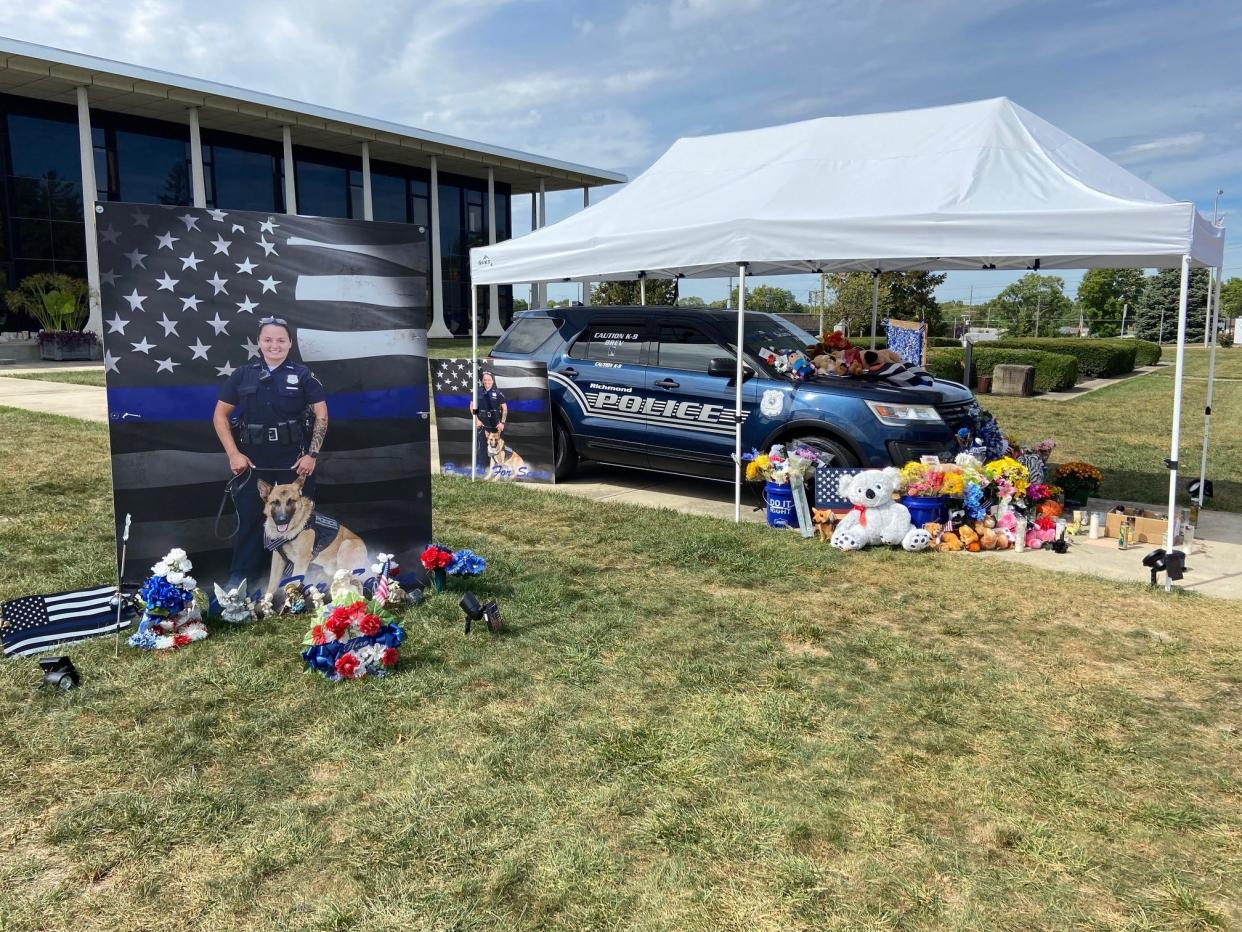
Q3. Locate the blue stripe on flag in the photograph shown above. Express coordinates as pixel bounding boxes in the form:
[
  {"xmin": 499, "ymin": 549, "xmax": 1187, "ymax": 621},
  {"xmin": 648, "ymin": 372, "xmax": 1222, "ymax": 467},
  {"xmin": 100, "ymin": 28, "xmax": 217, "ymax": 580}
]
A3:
[
  {"xmin": 108, "ymin": 386, "xmax": 430, "ymax": 421},
  {"xmin": 434, "ymin": 393, "xmax": 546, "ymax": 414}
]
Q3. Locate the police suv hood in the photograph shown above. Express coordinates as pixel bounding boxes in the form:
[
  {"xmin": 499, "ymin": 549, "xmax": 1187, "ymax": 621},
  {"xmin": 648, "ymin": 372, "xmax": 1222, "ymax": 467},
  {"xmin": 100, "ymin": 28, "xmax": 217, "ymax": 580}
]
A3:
[{"xmin": 794, "ymin": 375, "xmax": 974, "ymax": 406}]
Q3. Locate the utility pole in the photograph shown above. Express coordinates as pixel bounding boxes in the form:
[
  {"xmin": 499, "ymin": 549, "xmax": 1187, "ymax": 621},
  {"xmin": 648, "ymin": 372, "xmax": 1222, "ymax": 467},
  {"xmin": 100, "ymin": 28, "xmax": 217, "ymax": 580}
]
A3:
[{"xmin": 1121, "ymin": 302, "xmax": 1128, "ymax": 336}]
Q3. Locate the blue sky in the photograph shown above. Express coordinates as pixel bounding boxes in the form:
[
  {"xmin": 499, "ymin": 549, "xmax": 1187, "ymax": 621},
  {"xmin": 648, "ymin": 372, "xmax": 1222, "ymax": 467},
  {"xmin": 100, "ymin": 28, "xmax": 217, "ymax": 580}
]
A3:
[{"xmin": 4, "ymin": 0, "xmax": 1240, "ymax": 307}]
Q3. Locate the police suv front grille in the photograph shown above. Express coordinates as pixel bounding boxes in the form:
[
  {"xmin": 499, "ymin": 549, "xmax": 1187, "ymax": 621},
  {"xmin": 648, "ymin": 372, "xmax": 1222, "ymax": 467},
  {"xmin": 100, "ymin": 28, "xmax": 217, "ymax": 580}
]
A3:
[{"xmin": 936, "ymin": 401, "xmax": 978, "ymax": 432}]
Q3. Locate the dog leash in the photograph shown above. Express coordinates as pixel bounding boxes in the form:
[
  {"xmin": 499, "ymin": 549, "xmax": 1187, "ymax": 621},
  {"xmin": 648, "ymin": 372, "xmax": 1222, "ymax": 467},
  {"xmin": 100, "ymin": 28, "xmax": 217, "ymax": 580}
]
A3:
[{"xmin": 214, "ymin": 468, "xmax": 252, "ymax": 541}]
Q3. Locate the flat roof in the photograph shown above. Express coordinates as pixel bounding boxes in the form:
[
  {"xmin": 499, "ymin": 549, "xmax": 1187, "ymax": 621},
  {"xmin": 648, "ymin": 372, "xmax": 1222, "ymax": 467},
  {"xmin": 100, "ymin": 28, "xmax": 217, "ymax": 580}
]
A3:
[{"xmin": 0, "ymin": 35, "xmax": 627, "ymax": 194}]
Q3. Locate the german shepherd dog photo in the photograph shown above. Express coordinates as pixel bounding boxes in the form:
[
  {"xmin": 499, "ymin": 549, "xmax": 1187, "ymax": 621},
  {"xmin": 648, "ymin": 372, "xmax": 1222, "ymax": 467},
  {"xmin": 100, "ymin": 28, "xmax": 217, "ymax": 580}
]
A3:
[
  {"xmin": 485, "ymin": 429, "xmax": 528, "ymax": 480},
  {"xmin": 256, "ymin": 476, "xmax": 368, "ymax": 595}
]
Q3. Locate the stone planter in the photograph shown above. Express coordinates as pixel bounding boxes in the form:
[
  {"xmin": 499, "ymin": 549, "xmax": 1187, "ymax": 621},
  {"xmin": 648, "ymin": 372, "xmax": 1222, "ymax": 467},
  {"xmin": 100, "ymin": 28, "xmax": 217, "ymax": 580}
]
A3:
[{"xmin": 38, "ymin": 330, "xmax": 99, "ymax": 361}]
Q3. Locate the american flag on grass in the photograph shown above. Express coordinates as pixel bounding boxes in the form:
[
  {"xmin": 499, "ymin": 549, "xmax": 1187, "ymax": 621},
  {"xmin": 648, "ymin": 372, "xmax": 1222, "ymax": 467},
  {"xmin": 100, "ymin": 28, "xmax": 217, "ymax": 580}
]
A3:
[
  {"xmin": 430, "ymin": 357, "xmax": 555, "ymax": 481},
  {"xmin": 2, "ymin": 585, "xmax": 130, "ymax": 657},
  {"xmin": 95, "ymin": 203, "xmax": 433, "ymax": 587},
  {"xmin": 815, "ymin": 465, "xmax": 865, "ymax": 509}
]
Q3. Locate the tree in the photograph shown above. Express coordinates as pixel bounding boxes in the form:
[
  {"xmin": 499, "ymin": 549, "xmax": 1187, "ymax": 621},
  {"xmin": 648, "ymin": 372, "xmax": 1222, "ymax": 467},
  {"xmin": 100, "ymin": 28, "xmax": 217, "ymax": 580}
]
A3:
[
  {"xmin": 676, "ymin": 295, "xmax": 707, "ymax": 308},
  {"xmin": 825, "ymin": 271, "xmax": 946, "ymax": 338},
  {"xmin": 982, "ymin": 273, "xmax": 1073, "ymax": 337},
  {"xmin": 512, "ymin": 297, "xmax": 529, "ymax": 313},
  {"xmin": 1220, "ymin": 277, "xmax": 1242, "ymax": 320},
  {"xmin": 1075, "ymin": 269, "xmax": 1146, "ymax": 337},
  {"xmin": 1133, "ymin": 267, "xmax": 1211, "ymax": 343},
  {"xmin": 590, "ymin": 279, "xmax": 678, "ymax": 306},
  {"xmin": 727, "ymin": 284, "xmax": 803, "ymax": 316}
]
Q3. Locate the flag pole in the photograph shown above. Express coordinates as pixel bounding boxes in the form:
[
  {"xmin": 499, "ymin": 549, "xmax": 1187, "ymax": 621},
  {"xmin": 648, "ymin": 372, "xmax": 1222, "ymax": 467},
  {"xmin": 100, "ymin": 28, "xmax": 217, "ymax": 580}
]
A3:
[
  {"xmin": 114, "ymin": 513, "xmax": 131, "ymax": 657},
  {"xmin": 470, "ymin": 286, "xmax": 479, "ymax": 481}
]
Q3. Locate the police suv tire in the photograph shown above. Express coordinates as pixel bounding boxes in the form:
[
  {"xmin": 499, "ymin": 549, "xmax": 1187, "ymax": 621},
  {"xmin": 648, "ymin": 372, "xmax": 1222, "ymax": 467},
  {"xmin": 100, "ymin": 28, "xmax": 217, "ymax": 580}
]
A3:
[
  {"xmin": 788, "ymin": 433, "xmax": 858, "ymax": 468},
  {"xmin": 553, "ymin": 417, "xmax": 578, "ymax": 481}
]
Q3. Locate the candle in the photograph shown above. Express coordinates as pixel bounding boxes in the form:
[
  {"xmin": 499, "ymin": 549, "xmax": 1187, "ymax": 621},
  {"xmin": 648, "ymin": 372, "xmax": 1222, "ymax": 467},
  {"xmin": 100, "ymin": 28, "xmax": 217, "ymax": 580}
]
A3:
[
  {"xmin": 1014, "ymin": 518, "xmax": 1028, "ymax": 553},
  {"xmin": 1088, "ymin": 513, "xmax": 1101, "ymax": 539}
]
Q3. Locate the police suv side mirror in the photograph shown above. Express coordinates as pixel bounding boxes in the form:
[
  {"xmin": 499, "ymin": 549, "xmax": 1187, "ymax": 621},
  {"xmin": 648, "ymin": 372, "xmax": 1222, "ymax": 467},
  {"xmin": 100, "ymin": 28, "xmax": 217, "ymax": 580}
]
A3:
[{"xmin": 708, "ymin": 358, "xmax": 754, "ymax": 382}]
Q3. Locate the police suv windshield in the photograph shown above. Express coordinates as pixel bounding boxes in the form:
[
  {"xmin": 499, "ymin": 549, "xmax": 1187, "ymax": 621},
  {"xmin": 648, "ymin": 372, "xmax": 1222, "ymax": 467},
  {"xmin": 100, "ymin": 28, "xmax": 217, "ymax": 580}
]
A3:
[{"xmin": 741, "ymin": 316, "xmax": 816, "ymax": 357}]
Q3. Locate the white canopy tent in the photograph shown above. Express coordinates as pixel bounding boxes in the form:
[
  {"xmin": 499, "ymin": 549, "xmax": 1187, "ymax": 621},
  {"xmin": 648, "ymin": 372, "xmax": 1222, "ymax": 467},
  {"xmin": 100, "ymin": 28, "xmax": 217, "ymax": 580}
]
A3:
[{"xmin": 468, "ymin": 97, "xmax": 1225, "ymax": 582}]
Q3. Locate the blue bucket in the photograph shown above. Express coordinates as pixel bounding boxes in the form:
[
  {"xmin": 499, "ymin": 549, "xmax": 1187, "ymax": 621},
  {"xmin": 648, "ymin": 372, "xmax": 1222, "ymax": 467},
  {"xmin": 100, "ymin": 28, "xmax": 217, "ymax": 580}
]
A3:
[
  {"xmin": 765, "ymin": 481, "xmax": 799, "ymax": 528},
  {"xmin": 901, "ymin": 494, "xmax": 948, "ymax": 528}
]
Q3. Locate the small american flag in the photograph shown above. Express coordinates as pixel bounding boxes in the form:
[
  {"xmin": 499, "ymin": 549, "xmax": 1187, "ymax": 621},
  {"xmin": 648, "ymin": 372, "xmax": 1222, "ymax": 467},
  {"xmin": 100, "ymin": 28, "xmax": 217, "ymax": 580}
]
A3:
[
  {"xmin": 814, "ymin": 466, "xmax": 865, "ymax": 509},
  {"xmin": 2, "ymin": 585, "xmax": 129, "ymax": 657},
  {"xmin": 375, "ymin": 560, "xmax": 390, "ymax": 604}
]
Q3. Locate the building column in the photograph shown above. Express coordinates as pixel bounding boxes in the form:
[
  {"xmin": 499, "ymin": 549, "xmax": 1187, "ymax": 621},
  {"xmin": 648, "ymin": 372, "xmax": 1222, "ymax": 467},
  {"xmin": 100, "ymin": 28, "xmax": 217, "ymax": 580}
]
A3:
[
  {"xmin": 282, "ymin": 125, "xmax": 297, "ymax": 214},
  {"xmin": 360, "ymin": 141, "xmax": 373, "ymax": 221},
  {"xmin": 529, "ymin": 191, "xmax": 541, "ymax": 308},
  {"xmin": 581, "ymin": 186, "xmax": 591, "ymax": 304},
  {"xmin": 188, "ymin": 107, "xmax": 206, "ymax": 208},
  {"xmin": 427, "ymin": 155, "xmax": 451, "ymax": 338},
  {"xmin": 483, "ymin": 166, "xmax": 504, "ymax": 336},
  {"xmin": 75, "ymin": 86, "xmax": 103, "ymax": 339}
]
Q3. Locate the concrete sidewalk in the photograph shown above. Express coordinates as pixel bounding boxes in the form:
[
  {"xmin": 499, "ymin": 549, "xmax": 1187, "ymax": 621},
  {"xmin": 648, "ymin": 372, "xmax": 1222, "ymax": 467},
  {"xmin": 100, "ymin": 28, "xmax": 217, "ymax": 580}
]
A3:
[{"xmin": 3, "ymin": 372, "xmax": 1239, "ymax": 600}]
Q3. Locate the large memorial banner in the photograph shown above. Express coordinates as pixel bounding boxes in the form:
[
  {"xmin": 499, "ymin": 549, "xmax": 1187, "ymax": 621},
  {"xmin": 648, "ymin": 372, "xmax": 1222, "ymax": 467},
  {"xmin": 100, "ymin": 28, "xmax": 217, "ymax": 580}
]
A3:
[
  {"xmin": 96, "ymin": 203, "xmax": 432, "ymax": 594},
  {"xmin": 430, "ymin": 357, "xmax": 555, "ymax": 482}
]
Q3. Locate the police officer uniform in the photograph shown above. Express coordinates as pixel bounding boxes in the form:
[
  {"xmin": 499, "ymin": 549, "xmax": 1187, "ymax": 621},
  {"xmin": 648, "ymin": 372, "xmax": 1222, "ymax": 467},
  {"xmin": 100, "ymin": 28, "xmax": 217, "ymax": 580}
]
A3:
[
  {"xmin": 219, "ymin": 358, "xmax": 326, "ymax": 585},
  {"xmin": 472, "ymin": 381, "xmax": 506, "ymax": 475}
]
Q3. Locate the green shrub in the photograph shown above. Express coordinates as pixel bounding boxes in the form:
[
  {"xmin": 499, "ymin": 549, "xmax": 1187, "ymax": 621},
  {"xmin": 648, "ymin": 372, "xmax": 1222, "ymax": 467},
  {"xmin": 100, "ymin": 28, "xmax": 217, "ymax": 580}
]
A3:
[
  {"xmin": 1129, "ymin": 339, "xmax": 1162, "ymax": 366},
  {"xmin": 925, "ymin": 347, "xmax": 1078, "ymax": 392},
  {"xmin": 930, "ymin": 337, "xmax": 964, "ymax": 348},
  {"xmin": 991, "ymin": 338, "xmax": 1134, "ymax": 377},
  {"xmin": 1219, "ymin": 332, "xmax": 1234, "ymax": 349}
]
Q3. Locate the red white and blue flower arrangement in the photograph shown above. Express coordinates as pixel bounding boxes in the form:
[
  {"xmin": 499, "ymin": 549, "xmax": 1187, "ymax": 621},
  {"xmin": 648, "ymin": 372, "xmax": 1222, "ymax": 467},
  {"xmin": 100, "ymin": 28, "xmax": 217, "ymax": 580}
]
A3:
[
  {"xmin": 420, "ymin": 544, "xmax": 486, "ymax": 592},
  {"xmin": 302, "ymin": 598, "xmax": 406, "ymax": 681},
  {"xmin": 128, "ymin": 548, "xmax": 207, "ymax": 651}
]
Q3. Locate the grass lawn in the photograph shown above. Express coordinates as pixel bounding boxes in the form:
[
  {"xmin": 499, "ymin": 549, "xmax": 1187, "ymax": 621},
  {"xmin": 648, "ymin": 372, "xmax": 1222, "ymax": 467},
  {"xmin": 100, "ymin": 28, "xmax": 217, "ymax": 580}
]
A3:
[
  {"xmin": 427, "ymin": 337, "xmax": 497, "ymax": 359},
  {"xmin": 986, "ymin": 347, "xmax": 1242, "ymax": 512},
  {"xmin": 2, "ymin": 370, "xmax": 107, "ymax": 388},
  {"xmin": 1, "ymin": 406, "xmax": 1240, "ymax": 930}
]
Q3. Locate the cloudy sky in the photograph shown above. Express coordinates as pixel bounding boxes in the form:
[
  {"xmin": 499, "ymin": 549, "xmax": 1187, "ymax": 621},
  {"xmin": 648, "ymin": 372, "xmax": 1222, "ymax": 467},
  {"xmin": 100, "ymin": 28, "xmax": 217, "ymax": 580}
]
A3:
[{"xmin": 5, "ymin": 0, "xmax": 1240, "ymax": 307}]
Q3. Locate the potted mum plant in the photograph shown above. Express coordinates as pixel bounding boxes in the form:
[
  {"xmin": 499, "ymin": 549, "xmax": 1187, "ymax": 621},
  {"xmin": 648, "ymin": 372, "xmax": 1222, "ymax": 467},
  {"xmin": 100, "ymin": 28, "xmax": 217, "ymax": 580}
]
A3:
[
  {"xmin": 898, "ymin": 460, "xmax": 953, "ymax": 527},
  {"xmin": 1052, "ymin": 461, "xmax": 1103, "ymax": 507},
  {"xmin": 4, "ymin": 273, "xmax": 98, "ymax": 361}
]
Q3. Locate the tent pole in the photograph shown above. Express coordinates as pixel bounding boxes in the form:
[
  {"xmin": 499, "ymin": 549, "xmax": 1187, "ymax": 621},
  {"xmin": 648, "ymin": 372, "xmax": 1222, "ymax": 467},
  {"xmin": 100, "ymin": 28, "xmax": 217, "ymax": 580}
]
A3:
[
  {"xmin": 1164, "ymin": 254, "xmax": 1192, "ymax": 591},
  {"xmin": 735, "ymin": 263, "xmax": 747, "ymax": 524},
  {"xmin": 470, "ymin": 286, "xmax": 479, "ymax": 482},
  {"xmin": 1197, "ymin": 260, "xmax": 1225, "ymax": 508},
  {"xmin": 870, "ymin": 270, "xmax": 880, "ymax": 349},
  {"xmin": 639, "ymin": 273, "xmax": 646, "ymax": 306}
]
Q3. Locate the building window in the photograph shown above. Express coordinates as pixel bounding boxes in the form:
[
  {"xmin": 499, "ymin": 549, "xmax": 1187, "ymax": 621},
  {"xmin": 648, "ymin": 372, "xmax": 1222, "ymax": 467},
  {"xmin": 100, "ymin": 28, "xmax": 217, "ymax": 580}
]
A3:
[
  {"xmin": 371, "ymin": 172, "xmax": 406, "ymax": 223},
  {"xmin": 114, "ymin": 129, "xmax": 191, "ymax": 205},
  {"xmin": 295, "ymin": 158, "xmax": 349, "ymax": 218},
  {"xmin": 203, "ymin": 138, "xmax": 283, "ymax": 212}
]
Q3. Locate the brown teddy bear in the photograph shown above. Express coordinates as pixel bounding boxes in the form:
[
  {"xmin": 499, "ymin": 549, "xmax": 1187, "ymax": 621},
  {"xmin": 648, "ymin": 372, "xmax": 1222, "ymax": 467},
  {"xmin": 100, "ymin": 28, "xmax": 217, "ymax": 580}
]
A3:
[
  {"xmin": 958, "ymin": 524, "xmax": 981, "ymax": 553},
  {"xmin": 938, "ymin": 525, "xmax": 963, "ymax": 551}
]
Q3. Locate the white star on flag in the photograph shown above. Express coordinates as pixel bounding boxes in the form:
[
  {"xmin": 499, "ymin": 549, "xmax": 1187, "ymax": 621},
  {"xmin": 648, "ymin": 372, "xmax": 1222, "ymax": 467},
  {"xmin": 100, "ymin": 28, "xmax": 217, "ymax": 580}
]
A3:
[
  {"xmin": 180, "ymin": 253, "xmax": 202, "ymax": 270},
  {"xmin": 155, "ymin": 272, "xmax": 179, "ymax": 292},
  {"xmin": 236, "ymin": 296, "xmax": 258, "ymax": 314},
  {"xmin": 243, "ymin": 338, "xmax": 260, "ymax": 358},
  {"xmin": 189, "ymin": 338, "xmax": 212, "ymax": 360},
  {"xmin": 99, "ymin": 269, "xmax": 118, "ymax": 286},
  {"xmin": 235, "ymin": 257, "xmax": 257, "ymax": 274},
  {"xmin": 155, "ymin": 357, "xmax": 180, "ymax": 373},
  {"xmin": 99, "ymin": 225, "xmax": 121, "ymax": 244},
  {"xmin": 216, "ymin": 360, "xmax": 237, "ymax": 378},
  {"xmin": 258, "ymin": 276, "xmax": 280, "ymax": 294},
  {"xmin": 177, "ymin": 213, "xmax": 200, "ymax": 231},
  {"xmin": 206, "ymin": 314, "xmax": 229, "ymax": 335},
  {"xmin": 259, "ymin": 218, "xmax": 279, "ymax": 234},
  {"xmin": 123, "ymin": 289, "xmax": 147, "ymax": 312},
  {"xmin": 230, "ymin": 223, "xmax": 246, "ymax": 234},
  {"xmin": 157, "ymin": 315, "xmax": 179, "ymax": 337},
  {"xmin": 207, "ymin": 209, "xmax": 228, "ymax": 222},
  {"xmin": 124, "ymin": 249, "xmax": 147, "ymax": 269},
  {"xmin": 131, "ymin": 337, "xmax": 155, "ymax": 354},
  {"xmin": 130, "ymin": 209, "xmax": 150, "ymax": 227},
  {"xmin": 106, "ymin": 314, "xmax": 129, "ymax": 334},
  {"xmin": 155, "ymin": 231, "xmax": 179, "ymax": 250},
  {"xmin": 180, "ymin": 294, "xmax": 202, "ymax": 312},
  {"xmin": 207, "ymin": 273, "xmax": 229, "ymax": 295},
  {"xmin": 256, "ymin": 237, "xmax": 278, "ymax": 257},
  {"xmin": 210, "ymin": 236, "xmax": 232, "ymax": 255},
  {"xmin": 103, "ymin": 350, "xmax": 119, "ymax": 374}
]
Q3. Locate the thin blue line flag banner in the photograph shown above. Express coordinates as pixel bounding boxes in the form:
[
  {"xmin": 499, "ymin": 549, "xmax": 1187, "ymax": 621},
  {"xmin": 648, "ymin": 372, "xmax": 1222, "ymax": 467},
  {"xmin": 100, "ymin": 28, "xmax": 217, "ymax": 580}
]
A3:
[{"xmin": 2, "ymin": 585, "xmax": 130, "ymax": 657}]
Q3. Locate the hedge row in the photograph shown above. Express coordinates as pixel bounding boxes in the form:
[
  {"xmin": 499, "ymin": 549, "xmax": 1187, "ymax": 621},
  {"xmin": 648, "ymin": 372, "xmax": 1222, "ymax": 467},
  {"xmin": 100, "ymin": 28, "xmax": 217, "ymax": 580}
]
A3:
[
  {"xmin": 1127, "ymin": 339, "xmax": 1162, "ymax": 367},
  {"xmin": 927, "ymin": 347, "xmax": 1079, "ymax": 393},
  {"xmin": 989, "ymin": 338, "xmax": 1134, "ymax": 377}
]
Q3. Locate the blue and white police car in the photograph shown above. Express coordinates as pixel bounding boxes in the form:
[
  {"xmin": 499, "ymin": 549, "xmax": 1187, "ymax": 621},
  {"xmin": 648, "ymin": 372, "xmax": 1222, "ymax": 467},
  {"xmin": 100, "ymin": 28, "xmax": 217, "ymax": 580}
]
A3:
[{"xmin": 489, "ymin": 306, "xmax": 978, "ymax": 481}]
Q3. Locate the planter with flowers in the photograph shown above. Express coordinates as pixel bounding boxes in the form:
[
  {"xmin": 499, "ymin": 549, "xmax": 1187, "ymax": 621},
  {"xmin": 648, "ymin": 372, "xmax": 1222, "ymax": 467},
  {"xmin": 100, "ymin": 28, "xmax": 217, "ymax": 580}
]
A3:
[
  {"xmin": 744, "ymin": 444, "xmax": 820, "ymax": 528},
  {"xmin": 1052, "ymin": 461, "xmax": 1102, "ymax": 506},
  {"xmin": 897, "ymin": 461, "xmax": 952, "ymax": 527},
  {"xmin": 4, "ymin": 272, "xmax": 99, "ymax": 361}
]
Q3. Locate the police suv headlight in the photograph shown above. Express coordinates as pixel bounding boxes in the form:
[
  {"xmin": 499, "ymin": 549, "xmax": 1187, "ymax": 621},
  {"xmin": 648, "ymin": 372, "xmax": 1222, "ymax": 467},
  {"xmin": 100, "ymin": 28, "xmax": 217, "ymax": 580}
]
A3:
[{"xmin": 865, "ymin": 401, "xmax": 944, "ymax": 426}]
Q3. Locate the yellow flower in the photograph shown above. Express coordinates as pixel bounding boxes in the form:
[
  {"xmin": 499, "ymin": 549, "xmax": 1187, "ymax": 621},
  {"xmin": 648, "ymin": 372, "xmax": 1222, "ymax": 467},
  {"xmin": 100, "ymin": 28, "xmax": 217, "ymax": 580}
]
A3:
[{"xmin": 941, "ymin": 472, "xmax": 964, "ymax": 497}]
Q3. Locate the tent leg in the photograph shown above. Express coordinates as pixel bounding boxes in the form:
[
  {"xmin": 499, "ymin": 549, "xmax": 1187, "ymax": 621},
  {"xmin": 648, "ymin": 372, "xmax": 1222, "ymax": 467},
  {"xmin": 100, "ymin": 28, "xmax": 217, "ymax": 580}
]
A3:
[
  {"xmin": 1197, "ymin": 261, "xmax": 1225, "ymax": 509},
  {"xmin": 735, "ymin": 263, "xmax": 747, "ymax": 524},
  {"xmin": 870, "ymin": 270, "xmax": 880, "ymax": 349},
  {"xmin": 470, "ymin": 286, "xmax": 479, "ymax": 482},
  {"xmin": 1164, "ymin": 255, "xmax": 1192, "ymax": 591},
  {"xmin": 639, "ymin": 274, "xmax": 646, "ymax": 306}
]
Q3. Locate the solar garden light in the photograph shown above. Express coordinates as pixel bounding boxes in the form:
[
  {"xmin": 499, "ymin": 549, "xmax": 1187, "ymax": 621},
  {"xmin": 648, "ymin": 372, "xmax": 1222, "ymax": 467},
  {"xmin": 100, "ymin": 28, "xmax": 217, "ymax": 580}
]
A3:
[
  {"xmin": 1142, "ymin": 548, "xmax": 1188, "ymax": 588},
  {"xmin": 459, "ymin": 592, "xmax": 503, "ymax": 634},
  {"xmin": 39, "ymin": 655, "xmax": 80, "ymax": 690}
]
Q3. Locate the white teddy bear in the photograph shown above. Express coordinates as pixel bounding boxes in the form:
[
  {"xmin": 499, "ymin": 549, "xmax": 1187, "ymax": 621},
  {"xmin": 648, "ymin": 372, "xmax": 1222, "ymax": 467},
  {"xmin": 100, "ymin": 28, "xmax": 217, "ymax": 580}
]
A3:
[{"xmin": 830, "ymin": 467, "xmax": 931, "ymax": 552}]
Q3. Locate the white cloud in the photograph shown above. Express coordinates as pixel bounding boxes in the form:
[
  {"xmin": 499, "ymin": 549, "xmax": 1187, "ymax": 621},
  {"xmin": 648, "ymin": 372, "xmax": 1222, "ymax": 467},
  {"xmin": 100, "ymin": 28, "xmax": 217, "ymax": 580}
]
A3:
[{"xmin": 1114, "ymin": 132, "xmax": 1208, "ymax": 163}]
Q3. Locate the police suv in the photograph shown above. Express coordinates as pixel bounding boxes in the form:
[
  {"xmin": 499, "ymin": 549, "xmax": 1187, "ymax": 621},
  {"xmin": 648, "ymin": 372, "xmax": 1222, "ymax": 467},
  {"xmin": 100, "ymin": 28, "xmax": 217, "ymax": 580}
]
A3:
[{"xmin": 489, "ymin": 307, "xmax": 977, "ymax": 481}]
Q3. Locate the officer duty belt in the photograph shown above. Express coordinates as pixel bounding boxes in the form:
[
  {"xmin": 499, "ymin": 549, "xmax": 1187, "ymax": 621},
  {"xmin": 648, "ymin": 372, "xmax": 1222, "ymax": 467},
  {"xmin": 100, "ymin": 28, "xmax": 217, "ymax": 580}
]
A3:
[{"xmin": 238, "ymin": 419, "xmax": 304, "ymax": 447}]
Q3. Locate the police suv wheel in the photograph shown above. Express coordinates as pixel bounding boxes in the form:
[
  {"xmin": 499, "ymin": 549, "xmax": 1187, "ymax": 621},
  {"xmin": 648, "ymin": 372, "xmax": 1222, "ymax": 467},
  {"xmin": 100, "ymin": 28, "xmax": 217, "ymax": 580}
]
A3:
[
  {"xmin": 788, "ymin": 434, "xmax": 858, "ymax": 468},
  {"xmin": 553, "ymin": 418, "xmax": 578, "ymax": 481}
]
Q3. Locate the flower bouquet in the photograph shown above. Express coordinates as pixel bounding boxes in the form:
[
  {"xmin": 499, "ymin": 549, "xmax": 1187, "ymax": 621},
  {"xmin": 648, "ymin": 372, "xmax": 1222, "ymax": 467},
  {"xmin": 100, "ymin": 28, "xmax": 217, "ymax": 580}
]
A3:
[
  {"xmin": 421, "ymin": 544, "xmax": 453, "ymax": 593},
  {"xmin": 302, "ymin": 599, "xmax": 405, "ymax": 681},
  {"xmin": 1053, "ymin": 461, "xmax": 1102, "ymax": 506},
  {"xmin": 897, "ymin": 460, "xmax": 953, "ymax": 526},
  {"xmin": 128, "ymin": 548, "xmax": 206, "ymax": 651},
  {"xmin": 983, "ymin": 456, "xmax": 1031, "ymax": 514},
  {"xmin": 743, "ymin": 444, "xmax": 820, "ymax": 485},
  {"xmin": 447, "ymin": 549, "xmax": 486, "ymax": 577}
]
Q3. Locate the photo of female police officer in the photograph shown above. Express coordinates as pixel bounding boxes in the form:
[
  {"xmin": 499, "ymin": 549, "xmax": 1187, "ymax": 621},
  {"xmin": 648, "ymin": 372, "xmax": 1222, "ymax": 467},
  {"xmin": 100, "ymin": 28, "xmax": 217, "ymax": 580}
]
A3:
[
  {"xmin": 212, "ymin": 317, "xmax": 328, "ymax": 587},
  {"xmin": 471, "ymin": 369, "xmax": 511, "ymax": 478}
]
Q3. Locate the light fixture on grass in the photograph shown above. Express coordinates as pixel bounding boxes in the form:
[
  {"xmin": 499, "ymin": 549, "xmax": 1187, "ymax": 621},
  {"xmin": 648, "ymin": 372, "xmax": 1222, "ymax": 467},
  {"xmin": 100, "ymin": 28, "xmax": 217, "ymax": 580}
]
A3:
[
  {"xmin": 1142, "ymin": 548, "xmax": 1189, "ymax": 587},
  {"xmin": 39, "ymin": 655, "xmax": 80, "ymax": 690},
  {"xmin": 459, "ymin": 592, "xmax": 503, "ymax": 634}
]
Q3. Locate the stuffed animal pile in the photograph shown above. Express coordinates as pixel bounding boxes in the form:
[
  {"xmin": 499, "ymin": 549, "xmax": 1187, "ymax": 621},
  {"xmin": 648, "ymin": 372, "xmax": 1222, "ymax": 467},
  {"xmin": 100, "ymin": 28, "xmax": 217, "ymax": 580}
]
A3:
[
  {"xmin": 922, "ymin": 515, "xmax": 1014, "ymax": 552},
  {"xmin": 830, "ymin": 468, "xmax": 931, "ymax": 552}
]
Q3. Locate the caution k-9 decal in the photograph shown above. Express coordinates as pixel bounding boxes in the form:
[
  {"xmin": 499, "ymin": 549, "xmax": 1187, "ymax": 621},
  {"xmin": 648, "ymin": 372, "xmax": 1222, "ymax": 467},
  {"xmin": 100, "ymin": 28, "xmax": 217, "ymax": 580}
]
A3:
[{"xmin": 549, "ymin": 372, "xmax": 748, "ymax": 436}]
